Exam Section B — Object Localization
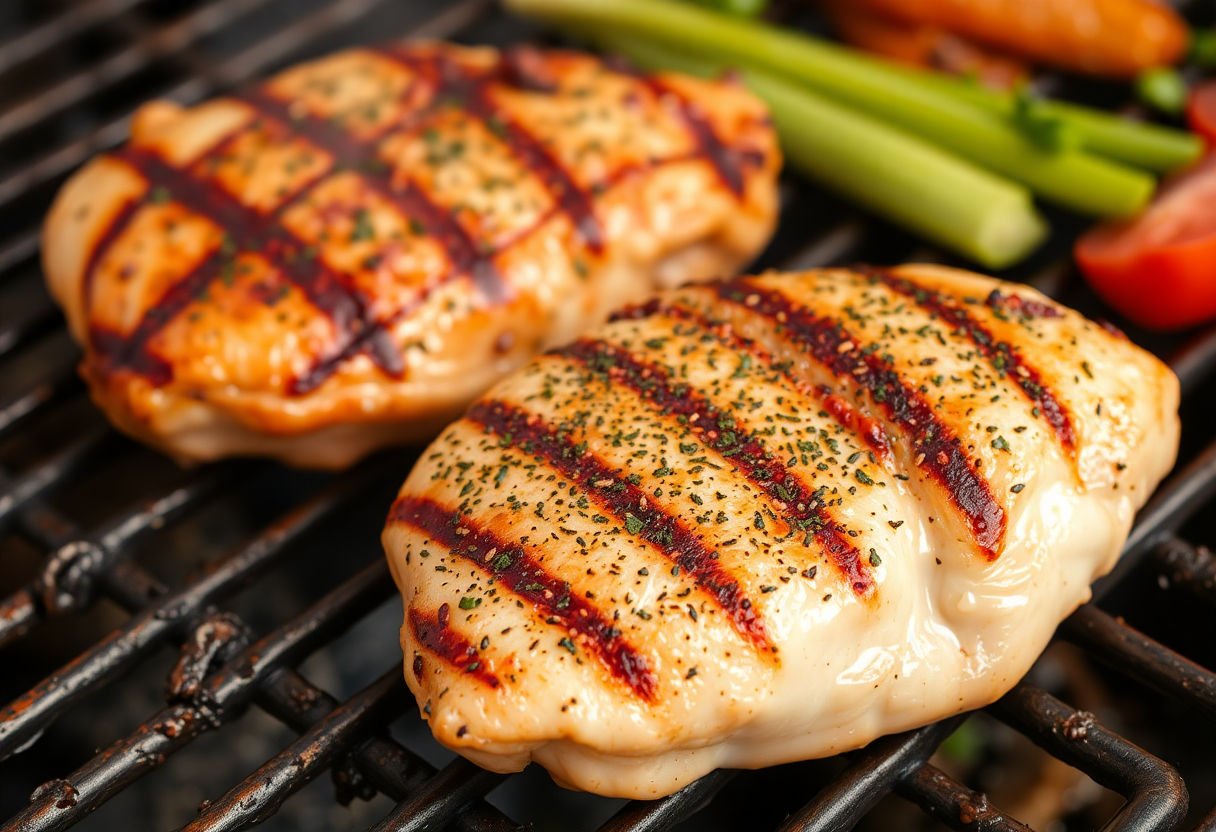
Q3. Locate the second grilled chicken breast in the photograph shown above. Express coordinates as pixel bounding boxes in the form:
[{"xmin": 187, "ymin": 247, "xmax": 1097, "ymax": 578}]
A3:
[
  {"xmin": 42, "ymin": 42, "xmax": 779, "ymax": 468},
  {"xmin": 383, "ymin": 264, "xmax": 1179, "ymax": 798}
]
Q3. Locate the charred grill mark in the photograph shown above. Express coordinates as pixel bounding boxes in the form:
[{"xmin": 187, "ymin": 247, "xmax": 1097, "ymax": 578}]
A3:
[
  {"xmin": 82, "ymin": 45, "xmax": 760, "ymax": 396},
  {"xmin": 87, "ymin": 253, "xmax": 219, "ymax": 385},
  {"xmin": 236, "ymin": 87, "xmax": 508, "ymax": 391},
  {"xmin": 391, "ymin": 495, "xmax": 657, "ymax": 700},
  {"xmin": 560, "ymin": 338, "xmax": 875, "ymax": 596},
  {"xmin": 81, "ymin": 122, "xmax": 237, "ymax": 381},
  {"xmin": 471, "ymin": 97, "xmax": 604, "ymax": 252},
  {"xmin": 611, "ymin": 299, "xmax": 892, "ymax": 461},
  {"xmin": 642, "ymin": 78, "xmax": 745, "ymax": 196},
  {"xmin": 80, "ymin": 196, "xmax": 140, "ymax": 312},
  {"xmin": 409, "ymin": 605, "xmax": 500, "ymax": 689},
  {"xmin": 818, "ymin": 387, "xmax": 892, "ymax": 463},
  {"xmin": 465, "ymin": 399, "xmax": 775, "ymax": 654},
  {"xmin": 238, "ymin": 87, "xmax": 501, "ymax": 298},
  {"xmin": 96, "ymin": 146, "xmax": 403, "ymax": 394},
  {"xmin": 985, "ymin": 288, "xmax": 1062, "ymax": 320},
  {"xmin": 867, "ymin": 267, "xmax": 1077, "ymax": 453},
  {"xmin": 717, "ymin": 280, "xmax": 1007, "ymax": 558},
  {"xmin": 374, "ymin": 45, "xmax": 605, "ymax": 253}
]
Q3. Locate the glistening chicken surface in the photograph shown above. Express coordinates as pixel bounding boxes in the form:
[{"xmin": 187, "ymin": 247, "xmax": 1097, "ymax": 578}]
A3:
[
  {"xmin": 41, "ymin": 41, "xmax": 779, "ymax": 468},
  {"xmin": 383, "ymin": 264, "xmax": 1179, "ymax": 798}
]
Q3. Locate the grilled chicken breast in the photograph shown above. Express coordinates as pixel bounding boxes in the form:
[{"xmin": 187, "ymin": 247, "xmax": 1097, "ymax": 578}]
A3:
[
  {"xmin": 383, "ymin": 264, "xmax": 1179, "ymax": 799},
  {"xmin": 42, "ymin": 42, "xmax": 779, "ymax": 468}
]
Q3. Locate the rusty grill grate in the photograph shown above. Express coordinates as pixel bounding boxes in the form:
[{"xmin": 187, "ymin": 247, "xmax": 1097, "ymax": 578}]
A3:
[{"xmin": 1, "ymin": 1, "xmax": 1215, "ymax": 830}]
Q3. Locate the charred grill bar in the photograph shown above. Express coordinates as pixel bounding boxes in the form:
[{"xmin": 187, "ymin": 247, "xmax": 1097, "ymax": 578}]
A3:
[{"xmin": 0, "ymin": 1, "xmax": 1214, "ymax": 831}]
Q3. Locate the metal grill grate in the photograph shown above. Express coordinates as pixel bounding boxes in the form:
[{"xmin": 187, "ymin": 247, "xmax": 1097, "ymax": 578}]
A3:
[{"xmin": 1, "ymin": 1, "xmax": 1215, "ymax": 830}]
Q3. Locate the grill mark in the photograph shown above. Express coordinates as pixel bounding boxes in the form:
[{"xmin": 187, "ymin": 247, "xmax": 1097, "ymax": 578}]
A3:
[
  {"xmin": 560, "ymin": 338, "xmax": 875, "ymax": 596},
  {"xmin": 642, "ymin": 77, "xmax": 745, "ymax": 196},
  {"xmin": 409, "ymin": 605, "xmax": 500, "ymax": 689},
  {"xmin": 236, "ymin": 88, "xmax": 505, "ymax": 393},
  {"xmin": 985, "ymin": 288, "xmax": 1061, "ymax": 320},
  {"xmin": 95, "ymin": 146, "xmax": 403, "ymax": 394},
  {"xmin": 866, "ymin": 267, "xmax": 1077, "ymax": 453},
  {"xmin": 84, "ymin": 45, "xmax": 760, "ymax": 396},
  {"xmin": 611, "ymin": 299, "xmax": 891, "ymax": 461},
  {"xmin": 716, "ymin": 280, "xmax": 1007, "ymax": 558},
  {"xmin": 238, "ymin": 87, "xmax": 498, "ymax": 294},
  {"xmin": 391, "ymin": 495, "xmax": 657, "ymax": 701},
  {"xmin": 818, "ymin": 388, "xmax": 891, "ymax": 461},
  {"xmin": 82, "ymin": 130, "xmax": 223, "ymax": 378},
  {"xmin": 88, "ymin": 253, "xmax": 221, "ymax": 385},
  {"xmin": 374, "ymin": 45, "xmax": 605, "ymax": 253},
  {"xmin": 466, "ymin": 399, "xmax": 774, "ymax": 653},
  {"xmin": 472, "ymin": 98, "xmax": 604, "ymax": 251},
  {"xmin": 80, "ymin": 196, "xmax": 140, "ymax": 313}
]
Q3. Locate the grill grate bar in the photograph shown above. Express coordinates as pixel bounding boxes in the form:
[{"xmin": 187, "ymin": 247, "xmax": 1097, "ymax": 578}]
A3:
[
  {"xmin": 368, "ymin": 759, "xmax": 506, "ymax": 832},
  {"xmin": 0, "ymin": 355, "xmax": 76, "ymax": 438},
  {"xmin": 1099, "ymin": 437, "xmax": 1216, "ymax": 600},
  {"xmin": 596, "ymin": 770, "xmax": 736, "ymax": 832},
  {"xmin": 0, "ymin": 0, "xmax": 280, "ymax": 147},
  {"xmin": 35, "ymin": 463, "xmax": 232, "ymax": 605},
  {"xmin": 0, "ymin": 451, "xmax": 472, "ymax": 832},
  {"xmin": 209, "ymin": 562, "xmax": 394, "ymax": 703},
  {"xmin": 0, "ymin": 460, "xmax": 227, "ymax": 650},
  {"xmin": 3, "ymin": 559, "xmax": 395, "ymax": 832},
  {"xmin": 0, "ymin": 0, "xmax": 492, "ymax": 215},
  {"xmin": 1026, "ymin": 260, "xmax": 1073, "ymax": 298},
  {"xmin": 0, "ymin": 106, "xmax": 132, "ymax": 212},
  {"xmin": 182, "ymin": 671, "xmax": 409, "ymax": 832},
  {"xmin": 0, "ymin": 463, "xmax": 368, "ymax": 758},
  {"xmin": 1153, "ymin": 535, "xmax": 1216, "ymax": 604},
  {"xmin": 0, "ymin": 429, "xmax": 111, "ymax": 535},
  {"xmin": 776, "ymin": 719, "xmax": 964, "ymax": 832},
  {"xmin": 1169, "ymin": 325, "xmax": 1216, "ymax": 398},
  {"xmin": 0, "ymin": 228, "xmax": 40, "ymax": 279},
  {"xmin": 0, "ymin": 0, "xmax": 145, "ymax": 78},
  {"xmin": 251, "ymin": 673, "xmax": 519, "ymax": 832},
  {"xmin": 0, "ymin": 291, "xmax": 57, "ymax": 360},
  {"xmin": 1063, "ymin": 603, "xmax": 1216, "ymax": 719},
  {"xmin": 776, "ymin": 220, "xmax": 867, "ymax": 272},
  {"xmin": 894, "ymin": 764, "xmax": 1034, "ymax": 832},
  {"xmin": 991, "ymin": 685, "xmax": 1189, "ymax": 832}
]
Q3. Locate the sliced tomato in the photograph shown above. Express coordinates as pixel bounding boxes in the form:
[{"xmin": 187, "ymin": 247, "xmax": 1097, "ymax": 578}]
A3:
[
  {"xmin": 1076, "ymin": 155, "xmax": 1216, "ymax": 330},
  {"xmin": 1187, "ymin": 81, "xmax": 1216, "ymax": 146}
]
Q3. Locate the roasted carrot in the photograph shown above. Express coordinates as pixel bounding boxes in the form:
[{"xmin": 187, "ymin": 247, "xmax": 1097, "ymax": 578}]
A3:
[
  {"xmin": 848, "ymin": 0, "xmax": 1188, "ymax": 78},
  {"xmin": 821, "ymin": 0, "xmax": 1025, "ymax": 89}
]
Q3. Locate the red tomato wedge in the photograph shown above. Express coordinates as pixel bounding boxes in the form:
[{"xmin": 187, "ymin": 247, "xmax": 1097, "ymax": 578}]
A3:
[
  {"xmin": 1187, "ymin": 81, "xmax": 1216, "ymax": 147},
  {"xmin": 1076, "ymin": 156, "xmax": 1216, "ymax": 330}
]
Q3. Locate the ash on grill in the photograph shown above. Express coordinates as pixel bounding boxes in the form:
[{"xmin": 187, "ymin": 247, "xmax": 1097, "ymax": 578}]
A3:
[{"xmin": 1, "ymin": 1, "xmax": 1215, "ymax": 831}]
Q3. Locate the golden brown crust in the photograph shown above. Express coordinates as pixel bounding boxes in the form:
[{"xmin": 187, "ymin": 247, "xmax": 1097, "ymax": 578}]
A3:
[{"xmin": 43, "ymin": 42, "xmax": 780, "ymax": 468}]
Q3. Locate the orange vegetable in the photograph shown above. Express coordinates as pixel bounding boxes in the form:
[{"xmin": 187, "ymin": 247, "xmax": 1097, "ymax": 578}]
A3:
[
  {"xmin": 821, "ymin": 0, "xmax": 1024, "ymax": 89},
  {"xmin": 848, "ymin": 0, "xmax": 1188, "ymax": 78}
]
